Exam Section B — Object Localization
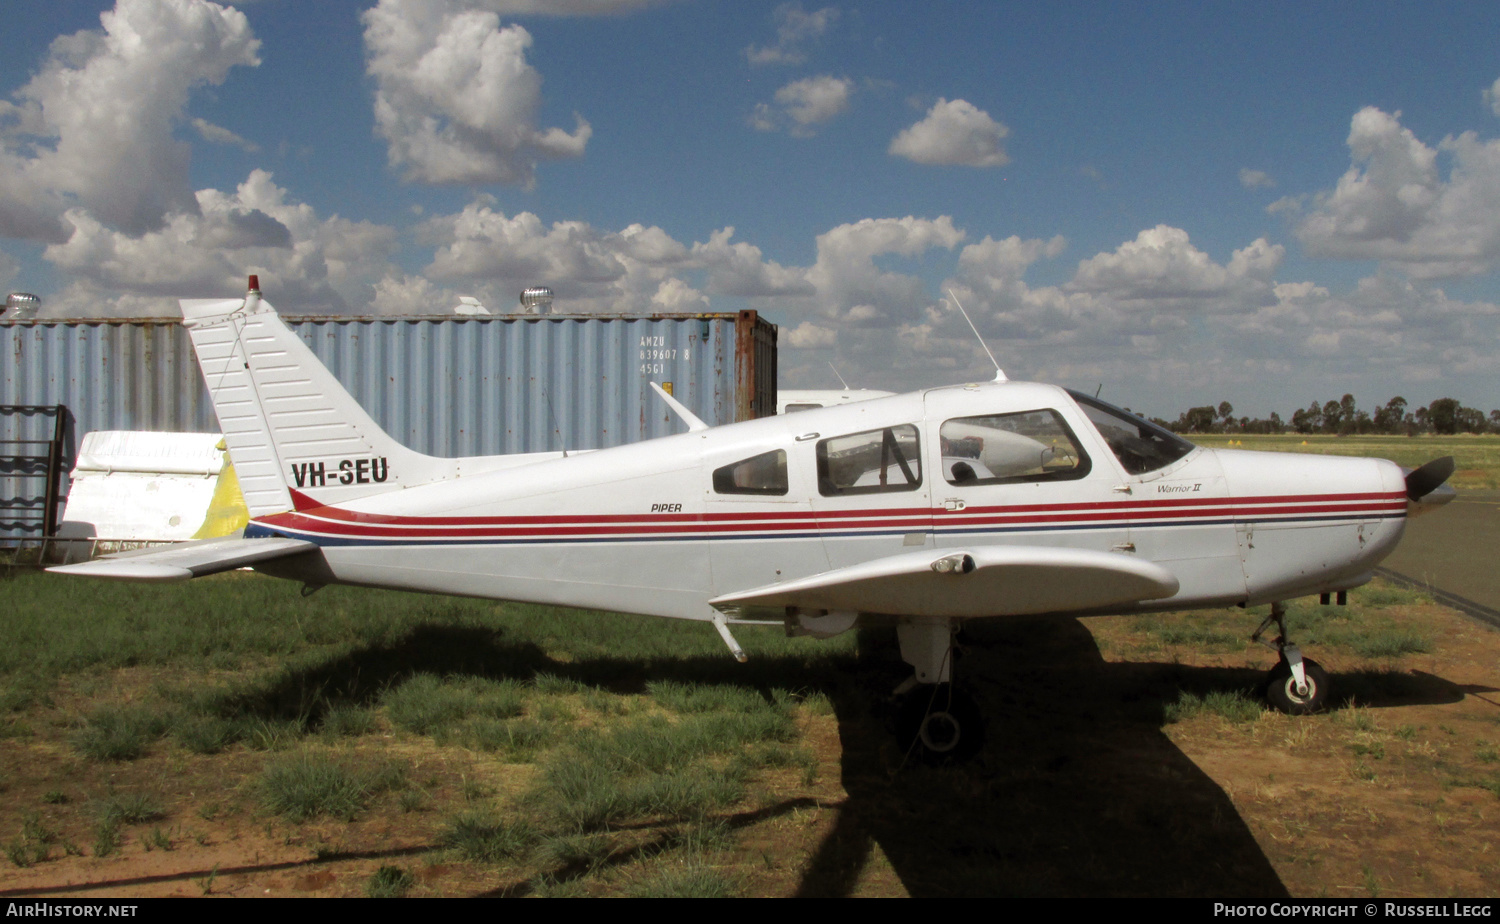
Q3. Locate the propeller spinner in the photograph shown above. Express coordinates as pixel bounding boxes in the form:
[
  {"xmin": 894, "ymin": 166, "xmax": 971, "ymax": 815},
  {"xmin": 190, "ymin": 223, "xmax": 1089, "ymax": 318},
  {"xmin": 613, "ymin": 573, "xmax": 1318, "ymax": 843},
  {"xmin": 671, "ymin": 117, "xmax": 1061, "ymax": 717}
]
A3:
[{"xmin": 1405, "ymin": 455, "xmax": 1456, "ymax": 516}]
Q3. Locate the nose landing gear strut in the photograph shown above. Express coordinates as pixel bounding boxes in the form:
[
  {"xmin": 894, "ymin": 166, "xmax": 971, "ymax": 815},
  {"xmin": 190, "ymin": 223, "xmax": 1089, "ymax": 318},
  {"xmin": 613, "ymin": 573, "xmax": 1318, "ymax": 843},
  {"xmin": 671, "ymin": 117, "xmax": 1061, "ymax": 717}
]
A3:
[{"xmin": 1252, "ymin": 601, "xmax": 1330, "ymax": 715}]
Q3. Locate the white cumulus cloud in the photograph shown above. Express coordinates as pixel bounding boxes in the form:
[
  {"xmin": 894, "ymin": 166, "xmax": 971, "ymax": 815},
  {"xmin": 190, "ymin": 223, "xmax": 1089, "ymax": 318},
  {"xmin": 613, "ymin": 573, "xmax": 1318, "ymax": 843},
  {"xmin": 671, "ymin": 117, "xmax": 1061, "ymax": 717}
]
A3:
[
  {"xmin": 1071, "ymin": 226, "xmax": 1282, "ymax": 307},
  {"xmin": 420, "ymin": 202, "xmax": 725, "ymax": 314},
  {"xmin": 1292, "ymin": 106, "xmax": 1500, "ymax": 278},
  {"xmin": 40, "ymin": 170, "xmax": 398, "ymax": 316},
  {"xmin": 0, "ymin": 0, "xmax": 260, "ymax": 239},
  {"xmin": 362, "ymin": 0, "xmax": 590, "ymax": 186},
  {"xmin": 477, "ymin": 0, "xmax": 679, "ymax": 13},
  {"xmin": 751, "ymin": 76, "xmax": 853, "ymax": 137},
  {"xmin": 781, "ymin": 321, "xmax": 838, "ymax": 349},
  {"xmin": 805, "ymin": 215, "xmax": 965, "ymax": 326},
  {"xmin": 1485, "ymin": 77, "xmax": 1500, "ymax": 117},
  {"xmin": 191, "ymin": 118, "xmax": 260, "ymax": 153},
  {"xmin": 693, "ymin": 227, "xmax": 813, "ymax": 297},
  {"xmin": 745, "ymin": 4, "xmax": 839, "ymax": 66},
  {"xmin": 889, "ymin": 98, "xmax": 1009, "ymax": 168},
  {"xmin": 1239, "ymin": 168, "xmax": 1275, "ymax": 189}
]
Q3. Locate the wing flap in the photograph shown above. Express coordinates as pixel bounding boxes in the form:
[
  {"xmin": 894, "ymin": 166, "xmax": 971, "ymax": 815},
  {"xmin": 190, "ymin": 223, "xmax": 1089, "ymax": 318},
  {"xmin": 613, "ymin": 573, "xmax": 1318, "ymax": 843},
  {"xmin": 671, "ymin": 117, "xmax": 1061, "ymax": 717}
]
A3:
[
  {"xmin": 710, "ymin": 545, "xmax": 1179, "ymax": 618},
  {"xmin": 48, "ymin": 535, "xmax": 316, "ymax": 582}
]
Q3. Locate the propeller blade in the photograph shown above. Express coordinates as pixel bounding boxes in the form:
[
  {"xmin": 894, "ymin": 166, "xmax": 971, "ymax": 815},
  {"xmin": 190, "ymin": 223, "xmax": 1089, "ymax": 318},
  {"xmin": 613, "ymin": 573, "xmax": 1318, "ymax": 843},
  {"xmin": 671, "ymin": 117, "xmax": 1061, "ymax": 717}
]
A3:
[{"xmin": 1405, "ymin": 456, "xmax": 1455, "ymax": 501}]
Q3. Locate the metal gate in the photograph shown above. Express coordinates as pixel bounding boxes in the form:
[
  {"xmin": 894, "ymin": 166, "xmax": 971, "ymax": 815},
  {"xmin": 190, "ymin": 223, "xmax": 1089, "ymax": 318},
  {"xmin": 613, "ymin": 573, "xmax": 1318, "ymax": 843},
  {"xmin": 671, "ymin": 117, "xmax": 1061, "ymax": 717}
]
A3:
[{"xmin": 0, "ymin": 404, "xmax": 82, "ymax": 567}]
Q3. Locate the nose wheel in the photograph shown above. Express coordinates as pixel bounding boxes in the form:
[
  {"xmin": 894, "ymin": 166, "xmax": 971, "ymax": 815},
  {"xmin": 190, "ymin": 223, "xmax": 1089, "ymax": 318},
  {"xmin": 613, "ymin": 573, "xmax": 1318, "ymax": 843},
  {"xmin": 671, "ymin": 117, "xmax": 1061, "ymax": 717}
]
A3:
[
  {"xmin": 1252, "ymin": 601, "xmax": 1331, "ymax": 715},
  {"xmin": 1264, "ymin": 656, "xmax": 1329, "ymax": 715}
]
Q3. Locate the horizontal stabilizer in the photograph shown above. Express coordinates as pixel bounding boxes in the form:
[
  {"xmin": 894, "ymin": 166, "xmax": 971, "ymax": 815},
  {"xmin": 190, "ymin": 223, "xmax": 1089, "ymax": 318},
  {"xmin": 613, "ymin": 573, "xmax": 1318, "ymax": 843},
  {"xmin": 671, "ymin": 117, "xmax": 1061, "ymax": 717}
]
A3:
[
  {"xmin": 710, "ymin": 545, "xmax": 1179, "ymax": 619},
  {"xmin": 48, "ymin": 535, "xmax": 316, "ymax": 582}
]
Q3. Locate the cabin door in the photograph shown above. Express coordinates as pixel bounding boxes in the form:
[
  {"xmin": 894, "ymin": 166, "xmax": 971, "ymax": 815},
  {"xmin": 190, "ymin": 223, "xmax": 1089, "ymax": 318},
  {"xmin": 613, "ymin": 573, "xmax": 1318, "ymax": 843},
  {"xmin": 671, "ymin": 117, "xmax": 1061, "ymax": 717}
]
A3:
[{"xmin": 806, "ymin": 421, "xmax": 935, "ymax": 572}]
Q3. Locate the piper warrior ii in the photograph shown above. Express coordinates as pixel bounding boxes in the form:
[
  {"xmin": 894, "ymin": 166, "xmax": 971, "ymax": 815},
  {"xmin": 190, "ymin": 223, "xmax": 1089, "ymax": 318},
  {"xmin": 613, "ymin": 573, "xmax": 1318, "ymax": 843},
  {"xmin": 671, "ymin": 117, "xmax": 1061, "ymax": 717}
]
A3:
[{"xmin": 52, "ymin": 278, "xmax": 1456, "ymax": 760}]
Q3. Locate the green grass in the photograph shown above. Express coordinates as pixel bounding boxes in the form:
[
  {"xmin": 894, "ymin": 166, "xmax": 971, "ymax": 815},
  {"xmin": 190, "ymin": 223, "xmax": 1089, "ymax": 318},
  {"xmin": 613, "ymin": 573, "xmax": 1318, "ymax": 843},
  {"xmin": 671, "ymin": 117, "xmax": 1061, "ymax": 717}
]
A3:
[
  {"xmin": 649, "ymin": 679, "xmax": 786, "ymax": 713},
  {"xmin": 5, "ymin": 814, "xmax": 56, "ymax": 868},
  {"xmin": 1193, "ymin": 432, "xmax": 1500, "ymax": 490},
  {"xmin": 142, "ymin": 827, "xmax": 173, "ymax": 852},
  {"xmin": 382, "ymin": 673, "xmax": 526, "ymax": 735},
  {"xmin": 92, "ymin": 792, "xmax": 163, "ymax": 827},
  {"xmin": 1164, "ymin": 689, "xmax": 1264, "ymax": 724},
  {"xmin": 1281, "ymin": 598, "xmax": 1433, "ymax": 660},
  {"xmin": 537, "ymin": 709, "xmax": 792, "ymax": 832},
  {"xmin": 0, "ymin": 571, "xmax": 857, "ymax": 706},
  {"xmin": 365, "ymin": 865, "xmax": 416, "ymax": 898},
  {"xmin": 0, "ymin": 570, "xmax": 854, "ymax": 894},
  {"xmin": 535, "ymin": 831, "xmax": 616, "ymax": 871},
  {"xmin": 436, "ymin": 715, "xmax": 557, "ymax": 758},
  {"xmin": 1126, "ymin": 585, "xmax": 1437, "ymax": 677},
  {"xmin": 319, "ymin": 704, "xmax": 378, "ymax": 739},
  {"xmin": 173, "ymin": 715, "xmax": 239, "ymax": 755},
  {"xmin": 72, "ymin": 705, "xmax": 176, "ymax": 761},
  {"xmin": 258, "ymin": 754, "xmax": 406, "ymax": 822},
  {"xmin": 1128, "ymin": 614, "xmax": 1247, "ymax": 652},
  {"xmin": 91, "ymin": 820, "xmax": 121, "ymax": 858},
  {"xmin": 629, "ymin": 861, "xmax": 740, "ymax": 898},
  {"xmin": 441, "ymin": 811, "xmax": 539, "ymax": 863}
]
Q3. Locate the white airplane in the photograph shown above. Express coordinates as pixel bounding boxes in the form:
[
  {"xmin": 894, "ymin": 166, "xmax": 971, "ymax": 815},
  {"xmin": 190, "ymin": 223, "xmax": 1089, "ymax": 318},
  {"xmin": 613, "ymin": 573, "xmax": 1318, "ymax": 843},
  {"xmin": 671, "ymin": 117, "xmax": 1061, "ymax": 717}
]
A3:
[
  {"xmin": 778, "ymin": 388, "xmax": 895, "ymax": 415},
  {"xmin": 52, "ymin": 279, "xmax": 1456, "ymax": 759}
]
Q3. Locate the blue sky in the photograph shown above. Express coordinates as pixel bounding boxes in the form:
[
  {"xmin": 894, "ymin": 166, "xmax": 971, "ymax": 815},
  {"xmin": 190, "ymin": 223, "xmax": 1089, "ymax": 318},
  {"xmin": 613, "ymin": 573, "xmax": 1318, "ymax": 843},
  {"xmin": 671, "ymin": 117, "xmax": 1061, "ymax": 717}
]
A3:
[{"xmin": 4, "ymin": 0, "xmax": 1500, "ymax": 419}]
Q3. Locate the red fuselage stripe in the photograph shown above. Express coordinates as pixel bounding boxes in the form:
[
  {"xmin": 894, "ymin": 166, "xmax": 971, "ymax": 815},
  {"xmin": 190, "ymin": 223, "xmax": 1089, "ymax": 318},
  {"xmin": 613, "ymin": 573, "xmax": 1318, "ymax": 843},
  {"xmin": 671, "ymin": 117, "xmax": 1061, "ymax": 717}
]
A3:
[{"xmin": 258, "ymin": 493, "xmax": 1407, "ymax": 540}]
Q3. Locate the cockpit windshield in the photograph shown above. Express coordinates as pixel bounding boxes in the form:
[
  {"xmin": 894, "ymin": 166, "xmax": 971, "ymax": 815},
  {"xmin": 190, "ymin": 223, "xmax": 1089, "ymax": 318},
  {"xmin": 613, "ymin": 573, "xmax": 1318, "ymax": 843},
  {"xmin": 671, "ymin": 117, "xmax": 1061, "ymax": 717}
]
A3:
[{"xmin": 1067, "ymin": 390, "xmax": 1196, "ymax": 476}]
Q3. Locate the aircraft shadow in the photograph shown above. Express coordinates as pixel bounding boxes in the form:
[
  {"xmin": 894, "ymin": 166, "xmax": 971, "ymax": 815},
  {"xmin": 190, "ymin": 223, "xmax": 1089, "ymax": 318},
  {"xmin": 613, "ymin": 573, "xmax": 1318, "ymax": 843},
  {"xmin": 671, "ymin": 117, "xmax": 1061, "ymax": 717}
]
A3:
[
  {"xmin": 223, "ymin": 616, "xmax": 1466, "ymax": 896},
  {"xmin": 794, "ymin": 617, "xmax": 1291, "ymax": 897}
]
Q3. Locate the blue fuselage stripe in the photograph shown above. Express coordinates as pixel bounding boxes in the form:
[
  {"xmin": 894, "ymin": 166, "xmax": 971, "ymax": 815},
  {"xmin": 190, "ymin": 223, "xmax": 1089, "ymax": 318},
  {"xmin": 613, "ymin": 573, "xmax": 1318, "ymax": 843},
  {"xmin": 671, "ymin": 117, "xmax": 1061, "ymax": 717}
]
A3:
[{"xmin": 247, "ymin": 512, "xmax": 1402, "ymax": 548}]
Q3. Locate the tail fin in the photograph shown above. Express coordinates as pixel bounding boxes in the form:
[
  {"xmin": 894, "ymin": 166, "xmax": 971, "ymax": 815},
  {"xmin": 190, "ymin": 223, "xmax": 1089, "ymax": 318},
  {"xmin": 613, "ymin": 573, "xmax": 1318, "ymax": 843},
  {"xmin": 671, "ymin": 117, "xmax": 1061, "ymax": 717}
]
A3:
[{"xmin": 182, "ymin": 281, "xmax": 453, "ymax": 517}]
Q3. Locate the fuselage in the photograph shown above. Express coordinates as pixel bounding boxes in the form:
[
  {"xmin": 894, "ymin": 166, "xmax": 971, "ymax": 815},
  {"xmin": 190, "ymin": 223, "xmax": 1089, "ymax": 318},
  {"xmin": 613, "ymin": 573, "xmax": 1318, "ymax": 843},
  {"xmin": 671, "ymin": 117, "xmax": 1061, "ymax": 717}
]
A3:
[{"xmin": 248, "ymin": 380, "xmax": 1410, "ymax": 623}]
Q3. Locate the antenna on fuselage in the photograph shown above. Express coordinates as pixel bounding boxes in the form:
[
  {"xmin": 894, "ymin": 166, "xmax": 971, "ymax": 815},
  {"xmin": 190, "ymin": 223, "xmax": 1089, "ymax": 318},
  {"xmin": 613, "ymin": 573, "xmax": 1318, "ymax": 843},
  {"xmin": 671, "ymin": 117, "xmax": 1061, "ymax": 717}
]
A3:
[
  {"xmin": 947, "ymin": 290, "xmax": 1006, "ymax": 383},
  {"xmin": 828, "ymin": 362, "xmax": 851, "ymax": 390}
]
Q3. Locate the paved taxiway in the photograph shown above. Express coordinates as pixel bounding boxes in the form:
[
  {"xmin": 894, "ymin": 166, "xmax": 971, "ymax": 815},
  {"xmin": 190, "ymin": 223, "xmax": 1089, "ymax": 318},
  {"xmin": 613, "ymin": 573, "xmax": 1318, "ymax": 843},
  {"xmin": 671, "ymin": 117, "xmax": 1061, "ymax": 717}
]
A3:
[{"xmin": 1382, "ymin": 490, "xmax": 1500, "ymax": 628}]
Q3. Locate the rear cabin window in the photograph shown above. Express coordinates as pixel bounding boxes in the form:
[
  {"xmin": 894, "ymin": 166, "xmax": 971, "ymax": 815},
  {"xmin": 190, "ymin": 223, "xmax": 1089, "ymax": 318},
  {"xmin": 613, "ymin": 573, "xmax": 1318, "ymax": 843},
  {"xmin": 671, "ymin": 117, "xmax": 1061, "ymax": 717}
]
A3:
[
  {"xmin": 712, "ymin": 449, "xmax": 788, "ymax": 495},
  {"xmin": 817, "ymin": 425, "xmax": 922, "ymax": 495},
  {"xmin": 1068, "ymin": 390, "xmax": 1195, "ymax": 476},
  {"xmin": 940, "ymin": 410, "xmax": 1090, "ymax": 485},
  {"xmin": 783, "ymin": 403, "xmax": 823, "ymax": 413}
]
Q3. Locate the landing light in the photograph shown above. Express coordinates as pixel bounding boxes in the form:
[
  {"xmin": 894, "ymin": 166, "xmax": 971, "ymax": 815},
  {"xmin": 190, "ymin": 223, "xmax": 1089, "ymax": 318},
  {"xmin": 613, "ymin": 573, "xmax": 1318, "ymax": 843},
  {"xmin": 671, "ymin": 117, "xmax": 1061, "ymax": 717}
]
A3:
[{"xmin": 931, "ymin": 553, "xmax": 976, "ymax": 574}]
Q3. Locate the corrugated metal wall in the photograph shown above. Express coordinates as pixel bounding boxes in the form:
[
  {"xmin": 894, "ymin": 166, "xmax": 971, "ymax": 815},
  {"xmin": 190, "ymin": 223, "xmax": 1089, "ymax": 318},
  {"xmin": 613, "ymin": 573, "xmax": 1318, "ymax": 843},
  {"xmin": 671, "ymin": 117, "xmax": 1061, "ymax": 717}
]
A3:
[
  {"xmin": 0, "ymin": 312, "xmax": 777, "ymax": 536},
  {"xmin": 292, "ymin": 314, "xmax": 766, "ymax": 455}
]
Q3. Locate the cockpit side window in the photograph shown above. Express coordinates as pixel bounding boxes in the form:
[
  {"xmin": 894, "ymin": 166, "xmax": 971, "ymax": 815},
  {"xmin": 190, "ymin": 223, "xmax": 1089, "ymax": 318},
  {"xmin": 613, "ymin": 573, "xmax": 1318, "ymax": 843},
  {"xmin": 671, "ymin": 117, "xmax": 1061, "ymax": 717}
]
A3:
[
  {"xmin": 940, "ymin": 410, "xmax": 1091, "ymax": 485},
  {"xmin": 712, "ymin": 449, "xmax": 788, "ymax": 495},
  {"xmin": 1068, "ymin": 390, "xmax": 1196, "ymax": 476},
  {"xmin": 817, "ymin": 424, "xmax": 922, "ymax": 495}
]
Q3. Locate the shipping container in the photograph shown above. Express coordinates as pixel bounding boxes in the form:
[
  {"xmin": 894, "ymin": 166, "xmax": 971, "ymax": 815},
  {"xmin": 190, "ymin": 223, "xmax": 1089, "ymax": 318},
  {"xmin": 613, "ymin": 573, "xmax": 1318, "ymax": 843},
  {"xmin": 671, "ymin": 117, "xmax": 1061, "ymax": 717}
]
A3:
[{"xmin": 0, "ymin": 312, "xmax": 777, "ymax": 538}]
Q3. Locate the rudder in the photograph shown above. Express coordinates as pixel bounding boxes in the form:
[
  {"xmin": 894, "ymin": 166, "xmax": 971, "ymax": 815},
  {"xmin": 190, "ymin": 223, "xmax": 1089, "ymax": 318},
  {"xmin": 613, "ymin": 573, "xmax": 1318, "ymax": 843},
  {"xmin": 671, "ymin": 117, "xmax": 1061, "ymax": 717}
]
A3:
[{"xmin": 182, "ymin": 280, "xmax": 453, "ymax": 517}]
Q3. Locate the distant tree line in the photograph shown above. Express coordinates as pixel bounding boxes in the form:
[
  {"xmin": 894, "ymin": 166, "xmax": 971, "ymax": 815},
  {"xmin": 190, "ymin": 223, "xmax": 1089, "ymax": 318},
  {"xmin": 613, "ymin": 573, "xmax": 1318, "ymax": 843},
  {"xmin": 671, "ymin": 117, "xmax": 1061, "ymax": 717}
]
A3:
[{"xmin": 1162, "ymin": 395, "xmax": 1500, "ymax": 436}]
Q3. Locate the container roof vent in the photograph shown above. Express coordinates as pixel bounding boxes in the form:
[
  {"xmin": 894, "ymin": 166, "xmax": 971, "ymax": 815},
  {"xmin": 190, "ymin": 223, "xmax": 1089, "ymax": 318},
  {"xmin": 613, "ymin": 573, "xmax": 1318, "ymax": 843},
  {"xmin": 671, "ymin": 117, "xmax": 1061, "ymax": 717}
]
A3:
[
  {"xmin": 520, "ymin": 286, "xmax": 554, "ymax": 314},
  {"xmin": 3, "ymin": 292, "xmax": 40, "ymax": 319}
]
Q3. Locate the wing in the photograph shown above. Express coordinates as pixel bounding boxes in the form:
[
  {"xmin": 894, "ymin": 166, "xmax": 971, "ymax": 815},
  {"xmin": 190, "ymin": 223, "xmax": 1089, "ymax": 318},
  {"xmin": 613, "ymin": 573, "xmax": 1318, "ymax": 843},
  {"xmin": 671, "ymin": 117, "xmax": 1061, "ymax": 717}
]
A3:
[
  {"xmin": 709, "ymin": 545, "xmax": 1180, "ymax": 619},
  {"xmin": 47, "ymin": 535, "xmax": 316, "ymax": 582}
]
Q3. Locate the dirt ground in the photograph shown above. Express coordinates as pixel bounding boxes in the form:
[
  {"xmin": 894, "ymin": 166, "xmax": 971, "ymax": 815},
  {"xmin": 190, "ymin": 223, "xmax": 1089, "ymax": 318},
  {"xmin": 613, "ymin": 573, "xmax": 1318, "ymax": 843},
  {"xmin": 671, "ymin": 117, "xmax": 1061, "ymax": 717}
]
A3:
[{"xmin": 0, "ymin": 600, "xmax": 1496, "ymax": 898}]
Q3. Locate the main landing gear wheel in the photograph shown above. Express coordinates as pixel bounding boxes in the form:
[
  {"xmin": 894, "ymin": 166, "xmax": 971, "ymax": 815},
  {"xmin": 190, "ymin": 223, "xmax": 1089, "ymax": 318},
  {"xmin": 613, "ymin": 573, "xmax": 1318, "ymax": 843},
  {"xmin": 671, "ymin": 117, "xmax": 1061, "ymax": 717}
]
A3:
[
  {"xmin": 897, "ymin": 684, "xmax": 985, "ymax": 763},
  {"xmin": 1264, "ymin": 657, "xmax": 1329, "ymax": 715}
]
